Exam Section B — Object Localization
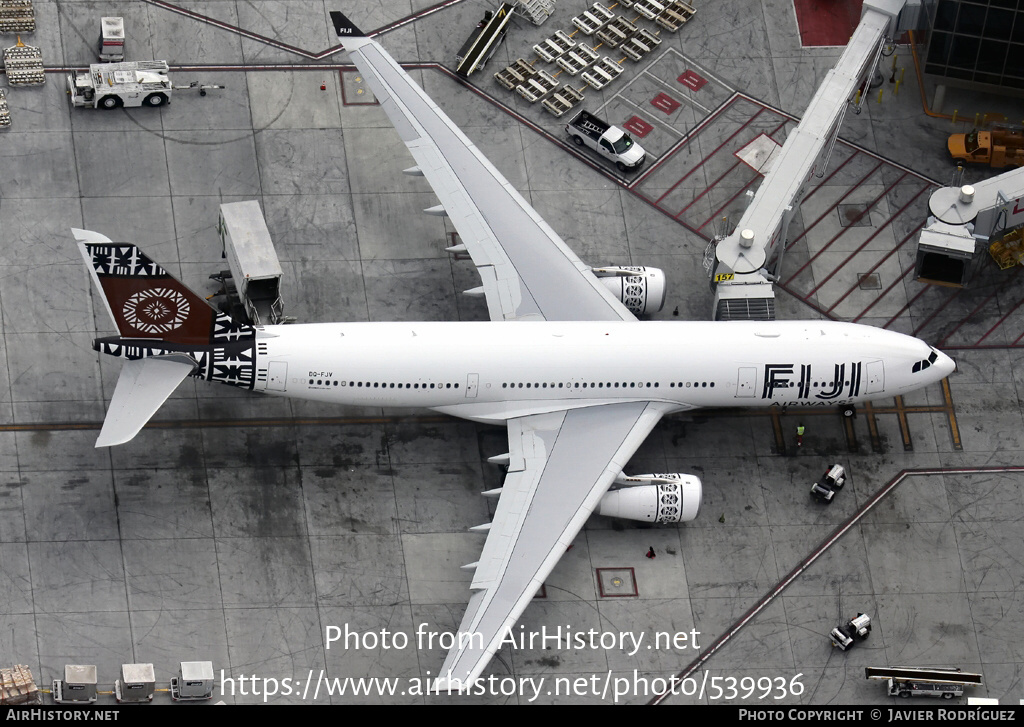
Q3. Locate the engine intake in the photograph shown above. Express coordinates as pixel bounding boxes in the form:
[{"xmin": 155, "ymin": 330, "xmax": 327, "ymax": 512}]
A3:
[
  {"xmin": 593, "ymin": 266, "xmax": 667, "ymax": 315},
  {"xmin": 598, "ymin": 473, "xmax": 702, "ymax": 523}
]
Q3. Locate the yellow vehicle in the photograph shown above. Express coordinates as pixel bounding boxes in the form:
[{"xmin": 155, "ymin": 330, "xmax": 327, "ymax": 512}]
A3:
[{"xmin": 948, "ymin": 128, "xmax": 1024, "ymax": 168}]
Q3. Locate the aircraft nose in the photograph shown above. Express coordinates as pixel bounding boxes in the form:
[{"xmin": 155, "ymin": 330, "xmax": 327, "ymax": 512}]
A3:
[{"xmin": 934, "ymin": 349, "xmax": 956, "ymax": 378}]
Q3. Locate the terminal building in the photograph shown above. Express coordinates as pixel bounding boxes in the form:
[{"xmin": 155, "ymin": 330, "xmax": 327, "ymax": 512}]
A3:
[{"xmin": 918, "ymin": 0, "xmax": 1024, "ymax": 100}]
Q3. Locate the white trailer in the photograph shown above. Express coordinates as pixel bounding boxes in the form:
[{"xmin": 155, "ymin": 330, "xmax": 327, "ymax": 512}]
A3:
[{"xmin": 214, "ymin": 201, "xmax": 289, "ymax": 326}]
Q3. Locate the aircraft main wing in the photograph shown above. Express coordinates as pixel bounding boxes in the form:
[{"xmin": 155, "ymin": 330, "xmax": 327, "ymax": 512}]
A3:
[
  {"xmin": 435, "ymin": 401, "xmax": 669, "ymax": 689},
  {"xmin": 330, "ymin": 12, "xmax": 634, "ymax": 323}
]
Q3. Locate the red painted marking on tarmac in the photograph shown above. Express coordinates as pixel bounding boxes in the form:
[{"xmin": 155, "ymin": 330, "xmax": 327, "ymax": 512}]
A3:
[
  {"xmin": 695, "ymin": 175, "xmax": 761, "ymax": 231},
  {"xmin": 651, "ymin": 92, "xmax": 681, "ymax": 114},
  {"xmin": 629, "ymin": 94, "xmax": 742, "ymax": 189},
  {"xmin": 828, "ymin": 221, "xmax": 927, "ymax": 315},
  {"xmin": 140, "ymin": 0, "xmax": 469, "ymax": 58},
  {"xmin": 976, "ymin": 288, "xmax": 1024, "ymax": 346},
  {"xmin": 792, "ymin": 0, "xmax": 863, "ymax": 47},
  {"xmin": 673, "ymin": 161, "xmax": 743, "ymax": 220},
  {"xmin": 790, "ymin": 149, "xmax": 859, "ymax": 213},
  {"xmin": 912, "ymin": 286, "xmax": 963, "ymax": 337},
  {"xmin": 677, "ymin": 70, "xmax": 707, "ymax": 91},
  {"xmin": 623, "ymin": 116, "xmax": 654, "ymax": 137},
  {"xmin": 785, "ymin": 161, "xmax": 884, "ymax": 252},
  {"xmin": 803, "ymin": 181, "xmax": 929, "ymax": 300},
  {"xmin": 653, "ymin": 107, "xmax": 767, "ymax": 206},
  {"xmin": 673, "ymin": 118, "xmax": 789, "ymax": 222},
  {"xmin": 871, "ymin": 271, "xmax": 925, "ymax": 326},
  {"xmin": 649, "ymin": 465, "xmax": 1024, "ymax": 705},
  {"xmin": 785, "ymin": 166, "xmax": 899, "ymax": 283},
  {"xmin": 939, "ymin": 267, "xmax": 1023, "ymax": 346}
]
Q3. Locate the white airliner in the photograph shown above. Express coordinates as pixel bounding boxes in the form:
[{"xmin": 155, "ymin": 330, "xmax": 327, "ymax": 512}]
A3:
[{"xmin": 76, "ymin": 11, "xmax": 956, "ymax": 691}]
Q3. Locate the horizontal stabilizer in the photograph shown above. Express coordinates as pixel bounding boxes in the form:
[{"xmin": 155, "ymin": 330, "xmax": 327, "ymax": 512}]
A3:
[
  {"xmin": 96, "ymin": 355, "xmax": 196, "ymax": 447},
  {"xmin": 71, "ymin": 228, "xmax": 113, "ymax": 244}
]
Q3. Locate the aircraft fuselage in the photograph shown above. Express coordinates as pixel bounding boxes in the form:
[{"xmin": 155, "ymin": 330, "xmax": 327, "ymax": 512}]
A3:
[{"xmin": 246, "ymin": 319, "xmax": 952, "ymax": 422}]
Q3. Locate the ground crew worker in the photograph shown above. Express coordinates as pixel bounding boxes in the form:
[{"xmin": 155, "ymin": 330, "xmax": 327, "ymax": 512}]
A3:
[{"xmin": 796, "ymin": 422, "xmax": 805, "ymax": 448}]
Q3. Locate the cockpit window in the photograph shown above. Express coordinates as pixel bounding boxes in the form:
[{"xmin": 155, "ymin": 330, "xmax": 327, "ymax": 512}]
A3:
[{"xmin": 913, "ymin": 351, "xmax": 939, "ymax": 373}]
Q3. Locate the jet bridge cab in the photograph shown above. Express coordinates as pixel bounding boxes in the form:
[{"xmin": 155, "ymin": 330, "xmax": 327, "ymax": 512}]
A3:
[
  {"xmin": 918, "ymin": 171, "xmax": 1024, "ymax": 287},
  {"xmin": 915, "ymin": 219, "xmax": 978, "ymax": 287}
]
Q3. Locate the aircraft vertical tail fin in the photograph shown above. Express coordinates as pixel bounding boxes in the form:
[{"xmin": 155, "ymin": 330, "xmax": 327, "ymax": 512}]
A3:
[
  {"xmin": 76, "ymin": 230, "xmax": 258, "ymax": 446},
  {"xmin": 76, "ymin": 230, "xmax": 253, "ymax": 345}
]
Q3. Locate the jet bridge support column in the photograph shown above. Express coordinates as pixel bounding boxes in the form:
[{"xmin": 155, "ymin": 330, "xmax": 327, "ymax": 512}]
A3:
[{"xmin": 709, "ymin": 0, "xmax": 909, "ymax": 320}]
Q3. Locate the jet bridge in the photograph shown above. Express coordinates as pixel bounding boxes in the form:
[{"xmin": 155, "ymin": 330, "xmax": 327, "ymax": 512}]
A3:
[
  {"xmin": 710, "ymin": 0, "xmax": 912, "ymax": 320},
  {"xmin": 916, "ymin": 166, "xmax": 1024, "ymax": 286}
]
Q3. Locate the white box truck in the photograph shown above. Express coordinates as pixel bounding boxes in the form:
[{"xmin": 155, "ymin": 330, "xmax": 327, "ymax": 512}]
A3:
[{"xmin": 214, "ymin": 201, "xmax": 289, "ymax": 326}]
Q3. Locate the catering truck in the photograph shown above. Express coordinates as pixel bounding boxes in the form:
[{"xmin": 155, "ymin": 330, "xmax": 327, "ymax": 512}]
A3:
[
  {"xmin": 565, "ymin": 110, "xmax": 647, "ymax": 172},
  {"xmin": 212, "ymin": 201, "xmax": 291, "ymax": 326}
]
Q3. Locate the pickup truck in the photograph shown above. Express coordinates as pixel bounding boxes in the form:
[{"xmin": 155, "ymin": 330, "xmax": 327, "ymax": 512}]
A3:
[
  {"xmin": 565, "ymin": 110, "xmax": 646, "ymax": 172},
  {"xmin": 948, "ymin": 128, "xmax": 1024, "ymax": 168}
]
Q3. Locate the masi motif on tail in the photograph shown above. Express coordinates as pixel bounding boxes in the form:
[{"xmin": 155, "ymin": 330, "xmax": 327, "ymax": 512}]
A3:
[{"xmin": 82, "ymin": 243, "xmax": 257, "ymax": 390}]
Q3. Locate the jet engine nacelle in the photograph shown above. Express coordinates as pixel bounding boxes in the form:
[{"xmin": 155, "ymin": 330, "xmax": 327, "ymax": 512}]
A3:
[
  {"xmin": 593, "ymin": 266, "xmax": 667, "ymax": 315},
  {"xmin": 597, "ymin": 473, "xmax": 702, "ymax": 523}
]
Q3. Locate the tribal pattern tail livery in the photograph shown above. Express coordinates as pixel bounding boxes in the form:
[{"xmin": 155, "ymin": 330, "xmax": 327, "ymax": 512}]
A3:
[{"xmin": 77, "ymin": 230, "xmax": 256, "ymax": 445}]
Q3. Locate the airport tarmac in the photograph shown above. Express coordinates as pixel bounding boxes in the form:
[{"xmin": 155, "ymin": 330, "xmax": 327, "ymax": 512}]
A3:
[{"xmin": 0, "ymin": 0, "xmax": 1022, "ymax": 706}]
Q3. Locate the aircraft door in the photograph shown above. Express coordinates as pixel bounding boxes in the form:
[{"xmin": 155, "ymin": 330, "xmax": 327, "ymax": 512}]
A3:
[
  {"xmin": 466, "ymin": 373, "xmax": 479, "ymax": 398},
  {"xmin": 267, "ymin": 362, "xmax": 287, "ymax": 391},
  {"xmin": 865, "ymin": 360, "xmax": 884, "ymax": 394},
  {"xmin": 736, "ymin": 367, "xmax": 757, "ymax": 398}
]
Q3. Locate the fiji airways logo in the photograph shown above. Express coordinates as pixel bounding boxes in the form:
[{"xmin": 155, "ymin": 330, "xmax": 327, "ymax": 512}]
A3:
[{"xmin": 122, "ymin": 288, "xmax": 190, "ymax": 333}]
